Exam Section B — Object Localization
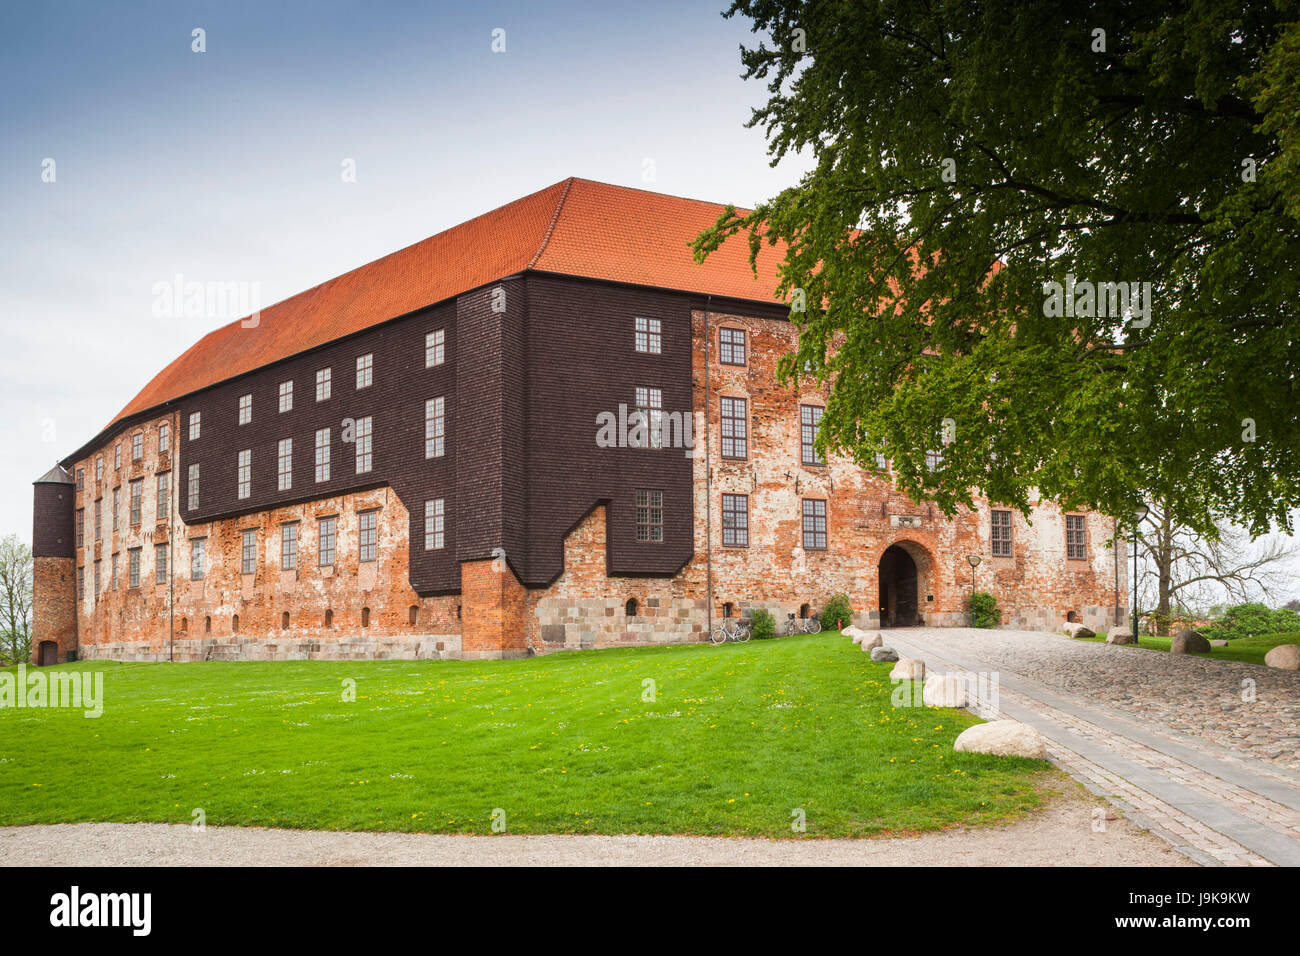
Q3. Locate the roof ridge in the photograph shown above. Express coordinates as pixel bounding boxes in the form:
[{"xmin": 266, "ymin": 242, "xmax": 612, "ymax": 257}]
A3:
[{"xmin": 527, "ymin": 176, "xmax": 575, "ymax": 270}]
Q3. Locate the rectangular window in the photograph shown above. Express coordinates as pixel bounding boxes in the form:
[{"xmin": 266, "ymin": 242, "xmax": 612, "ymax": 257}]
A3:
[
  {"xmin": 159, "ymin": 421, "xmax": 170, "ymax": 453},
  {"xmin": 359, "ymin": 510, "xmax": 377, "ymax": 562},
  {"xmin": 95, "ymin": 457, "xmax": 103, "ymax": 482},
  {"xmin": 424, "ymin": 499, "xmax": 445, "ymax": 550},
  {"xmin": 155, "ymin": 543, "xmax": 167, "ymax": 584},
  {"xmin": 76, "ymin": 468, "xmax": 84, "ymax": 491},
  {"xmin": 191, "ymin": 538, "xmax": 206, "ymax": 580},
  {"xmin": 355, "ymin": 416, "xmax": 373, "ymax": 474},
  {"xmin": 278, "ymin": 380, "xmax": 293, "ymax": 413},
  {"xmin": 188, "ymin": 412, "xmax": 201, "ymax": 441},
  {"xmin": 76, "ymin": 508, "xmax": 84, "ymax": 548},
  {"xmin": 720, "ymin": 397, "xmax": 747, "ymax": 459},
  {"xmin": 281, "ymin": 522, "xmax": 298, "ymax": 570},
  {"xmin": 156, "ymin": 471, "xmax": 170, "ymax": 517},
  {"xmin": 1066, "ymin": 514, "xmax": 1087, "ymax": 560},
  {"xmin": 237, "ymin": 450, "xmax": 251, "ymax": 499},
  {"xmin": 719, "ymin": 327, "xmax": 746, "ymax": 365},
  {"xmin": 800, "ymin": 405, "xmax": 825, "ymax": 465},
  {"xmin": 111, "ymin": 552, "xmax": 118, "ymax": 590},
  {"xmin": 241, "ymin": 529, "xmax": 256, "ymax": 575},
  {"xmin": 802, "ymin": 499, "xmax": 827, "ymax": 550},
  {"xmin": 925, "ymin": 448, "xmax": 944, "ymax": 472},
  {"xmin": 129, "ymin": 478, "xmax": 142, "ymax": 526},
  {"xmin": 991, "ymin": 510, "xmax": 1013, "ymax": 558},
  {"xmin": 277, "ymin": 438, "xmax": 293, "ymax": 491},
  {"xmin": 636, "ymin": 490, "xmax": 664, "ymax": 542},
  {"xmin": 634, "ymin": 386, "xmax": 663, "ymax": 449},
  {"xmin": 874, "ymin": 452, "xmax": 889, "ymax": 471},
  {"xmin": 722, "ymin": 494, "xmax": 749, "ymax": 547},
  {"xmin": 425, "ymin": 397, "xmax": 445, "ymax": 458},
  {"xmin": 634, "ymin": 316, "xmax": 661, "ymax": 354},
  {"xmin": 131, "ymin": 432, "xmax": 143, "ymax": 461},
  {"xmin": 425, "ymin": 329, "xmax": 446, "ymax": 367},
  {"xmin": 94, "ymin": 498, "xmax": 101, "ymax": 539},
  {"xmin": 318, "ymin": 517, "xmax": 336, "ymax": 567},
  {"xmin": 239, "ymin": 393, "xmax": 252, "ymax": 425},
  {"xmin": 76, "ymin": 565, "xmax": 84, "ymax": 600},
  {"xmin": 316, "ymin": 368, "xmax": 332, "ymax": 402},
  {"xmin": 112, "ymin": 488, "xmax": 120, "ymax": 532},
  {"xmin": 94, "ymin": 559, "xmax": 101, "ymax": 596},
  {"xmin": 315, "ymin": 428, "xmax": 331, "ymax": 482},
  {"xmin": 187, "ymin": 464, "xmax": 200, "ymax": 511},
  {"xmin": 128, "ymin": 547, "xmax": 140, "ymax": 589},
  {"xmin": 356, "ymin": 353, "xmax": 373, "ymax": 389},
  {"xmin": 114, "ymin": 444, "xmax": 121, "ymax": 469}
]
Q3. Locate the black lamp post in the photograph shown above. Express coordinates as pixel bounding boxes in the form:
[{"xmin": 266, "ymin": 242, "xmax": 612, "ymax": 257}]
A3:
[
  {"xmin": 966, "ymin": 554, "xmax": 981, "ymax": 627},
  {"xmin": 1132, "ymin": 504, "xmax": 1148, "ymax": 639}
]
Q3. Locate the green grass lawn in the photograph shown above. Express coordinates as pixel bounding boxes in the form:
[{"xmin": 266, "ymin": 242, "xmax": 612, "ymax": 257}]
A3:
[
  {"xmin": 0, "ymin": 632, "xmax": 1052, "ymax": 838},
  {"xmin": 1078, "ymin": 632, "xmax": 1298, "ymax": 667}
]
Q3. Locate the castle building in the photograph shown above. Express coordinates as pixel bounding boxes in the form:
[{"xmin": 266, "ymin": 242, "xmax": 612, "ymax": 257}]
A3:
[{"xmin": 31, "ymin": 178, "xmax": 1126, "ymax": 664}]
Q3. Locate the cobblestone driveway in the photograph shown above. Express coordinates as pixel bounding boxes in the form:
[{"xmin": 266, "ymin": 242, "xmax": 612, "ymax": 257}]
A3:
[{"xmin": 885, "ymin": 627, "xmax": 1300, "ymax": 866}]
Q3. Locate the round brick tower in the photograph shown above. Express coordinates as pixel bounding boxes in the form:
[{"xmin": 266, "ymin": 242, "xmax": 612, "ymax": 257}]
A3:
[{"xmin": 31, "ymin": 465, "xmax": 77, "ymax": 665}]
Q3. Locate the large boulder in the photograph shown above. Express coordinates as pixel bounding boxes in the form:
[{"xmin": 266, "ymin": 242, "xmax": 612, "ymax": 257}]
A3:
[
  {"xmin": 859, "ymin": 632, "xmax": 883, "ymax": 653},
  {"xmin": 923, "ymin": 673, "xmax": 968, "ymax": 708},
  {"xmin": 1062, "ymin": 622, "xmax": 1094, "ymax": 638},
  {"xmin": 1209, "ymin": 639, "xmax": 1229, "ymax": 647},
  {"xmin": 1171, "ymin": 630, "xmax": 1211, "ymax": 654},
  {"xmin": 889, "ymin": 657, "xmax": 926, "ymax": 681},
  {"xmin": 1107, "ymin": 628, "xmax": 1136, "ymax": 645},
  {"xmin": 953, "ymin": 720, "xmax": 1048, "ymax": 759},
  {"xmin": 1264, "ymin": 644, "xmax": 1300, "ymax": 670},
  {"xmin": 844, "ymin": 625, "xmax": 867, "ymax": 644},
  {"xmin": 870, "ymin": 646, "xmax": 899, "ymax": 663}
]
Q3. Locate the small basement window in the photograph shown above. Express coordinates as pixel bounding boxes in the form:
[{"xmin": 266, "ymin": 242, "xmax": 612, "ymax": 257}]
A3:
[
  {"xmin": 361, "ymin": 607, "xmax": 371, "ymax": 628},
  {"xmin": 281, "ymin": 611, "xmax": 290, "ymax": 629},
  {"xmin": 625, "ymin": 598, "xmax": 638, "ymax": 617}
]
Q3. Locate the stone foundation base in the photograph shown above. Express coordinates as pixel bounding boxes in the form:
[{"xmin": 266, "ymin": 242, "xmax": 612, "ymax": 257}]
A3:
[{"xmin": 77, "ymin": 632, "xmax": 462, "ymax": 663}]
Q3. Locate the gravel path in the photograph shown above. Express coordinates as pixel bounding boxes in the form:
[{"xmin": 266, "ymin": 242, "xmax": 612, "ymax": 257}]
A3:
[{"xmin": 0, "ymin": 786, "xmax": 1187, "ymax": 866}]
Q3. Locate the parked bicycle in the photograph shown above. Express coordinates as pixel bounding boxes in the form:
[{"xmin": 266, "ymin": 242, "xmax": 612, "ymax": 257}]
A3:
[
  {"xmin": 711, "ymin": 619, "xmax": 752, "ymax": 645},
  {"xmin": 783, "ymin": 613, "xmax": 823, "ymax": 635}
]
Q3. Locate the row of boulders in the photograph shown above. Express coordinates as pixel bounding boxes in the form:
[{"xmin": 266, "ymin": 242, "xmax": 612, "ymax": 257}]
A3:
[
  {"xmin": 1068, "ymin": 620, "xmax": 1300, "ymax": 669},
  {"xmin": 844, "ymin": 624, "xmax": 1049, "ymax": 758}
]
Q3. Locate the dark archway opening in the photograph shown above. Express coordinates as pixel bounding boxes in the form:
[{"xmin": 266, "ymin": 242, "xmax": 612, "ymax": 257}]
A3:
[{"xmin": 878, "ymin": 545, "xmax": 919, "ymax": 627}]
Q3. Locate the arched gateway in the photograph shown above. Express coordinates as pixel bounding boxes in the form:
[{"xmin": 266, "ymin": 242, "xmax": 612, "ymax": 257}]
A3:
[{"xmin": 878, "ymin": 541, "xmax": 933, "ymax": 628}]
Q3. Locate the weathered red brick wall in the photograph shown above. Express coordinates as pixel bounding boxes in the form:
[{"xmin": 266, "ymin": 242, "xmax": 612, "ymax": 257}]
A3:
[
  {"xmin": 460, "ymin": 558, "xmax": 529, "ymax": 658},
  {"xmin": 31, "ymin": 556, "xmax": 77, "ymax": 664}
]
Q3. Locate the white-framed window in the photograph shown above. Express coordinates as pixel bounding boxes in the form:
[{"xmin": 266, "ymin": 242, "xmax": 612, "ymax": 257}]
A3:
[
  {"xmin": 241, "ymin": 529, "xmax": 256, "ymax": 575},
  {"xmin": 425, "ymin": 329, "xmax": 445, "ymax": 367},
  {"xmin": 187, "ymin": 463, "xmax": 200, "ymax": 511},
  {"xmin": 356, "ymin": 353, "xmax": 373, "ymax": 389},
  {"xmin": 925, "ymin": 448, "xmax": 944, "ymax": 472},
  {"xmin": 156, "ymin": 471, "xmax": 169, "ymax": 516},
  {"xmin": 114, "ymin": 444, "xmax": 121, "ymax": 469},
  {"xmin": 158, "ymin": 421, "xmax": 170, "ymax": 453},
  {"xmin": 281, "ymin": 522, "xmax": 298, "ymax": 570},
  {"xmin": 112, "ymin": 487, "xmax": 120, "ymax": 531},
  {"xmin": 719, "ymin": 327, "xmax": 746, "ymax": 365},
  {"xmin": 128, "ymin": 547, "xmax": 140, "ymax": 588},
  {"xmin": 111, "ymin": 552, "xmax": 118, "ymax": 589},
  {"xmin": 636, "ymin": 489, "xmax": 664, "ymax": 542},
  {"xmin": 634, "ymin": 386, "xmax": 664, "ymax": 449},
  {"xmin": 359, "ymin": 510, "xmax": 377, "ymax": 562},
  {"xmin": 315, "ymin": 428, "xmax": 331, "ymax": 483},
  {"xmin": 131, "ymin": 432, "xmax": 143, "ymax": 460},
  {"xmin": 277, "ymin": 438, "xmax": 293, "ymax": 491},
  {"xmin": 355, "ymin": 416, "xmax": 373, "ymax": 474},
  {"xmin": 95, "ymin": 457, "xmax": 103, "ymax": 481},
  {"xmin": 190, "ymin": 538, "xmax": 206, "ymax": 580},
  {"xmin": 188, "ymin": 412, "xmax": 201, "ymax": 441},
  {"xmin": 318, "ymin": 516, "xmax": 336, "ymax": 567},
  {"xmin": 424, "ymin": 498, "xmax": 445, "ymax": 550},
  {"xmin": 800, "ymin": 405, "xmax": 824, "ymax": 465},
  {"xmin": 316, "ymin": 367, "xmax": 331, "ymax": 402},
  {"xmin": 425, "ymin": 397, "xmax": 445, "ymax": 458},
  {"xmin": 238, "ymin": 394, "xmax": 252, "ymax": 425},
  {"xmin": 155, "ymin": 542, "xmax": 167, "ymax": 584},
  {"xmin": 635, "ymin": 317, "xmax": 661, "ymax": 354},
  {"xmin": 129, "ymin": 478, "xmax": 142, "ymax": 525},
  {"xmin": 278, "ymin": 380, "xmax": 293, "ymax": 413},
  {"xmin": 801, "ymin": 499, "xmax": 827, "ymax": 550},
  {"xmin": 237, "ymin": 450, "xmax": 251, "ymax": 499}
]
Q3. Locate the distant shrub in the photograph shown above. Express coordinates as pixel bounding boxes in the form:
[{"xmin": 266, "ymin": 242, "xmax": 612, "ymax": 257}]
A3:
[
  {"xmin": 749, "ymin": 608, "xmax": 777, "ymax": 640},
  {"xmin": 967, "ymin": 591, "xmax": 1000, "ymax": 629},
  {"xmin": 1203, "ymin": 603, "xmax": 1300, "ymax": 641},
  {"xmin": 820, "ymin": 594, "xmax": 854, "ymax": 631}
]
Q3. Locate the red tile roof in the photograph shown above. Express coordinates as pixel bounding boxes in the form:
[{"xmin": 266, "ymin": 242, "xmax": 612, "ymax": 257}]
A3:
[{"xmin": 108, "ymin": 178, "xmax": 787, "ymax": 429}]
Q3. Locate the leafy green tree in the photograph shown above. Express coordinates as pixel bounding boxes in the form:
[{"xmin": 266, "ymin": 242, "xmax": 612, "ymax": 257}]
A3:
[
  {"xmin": 0, "ymin": 535, "xmax": 32, "ymax": 663},
  {"xmin": 696, "ymin": 0, "xmax": 1300, "ymax": 537}
]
